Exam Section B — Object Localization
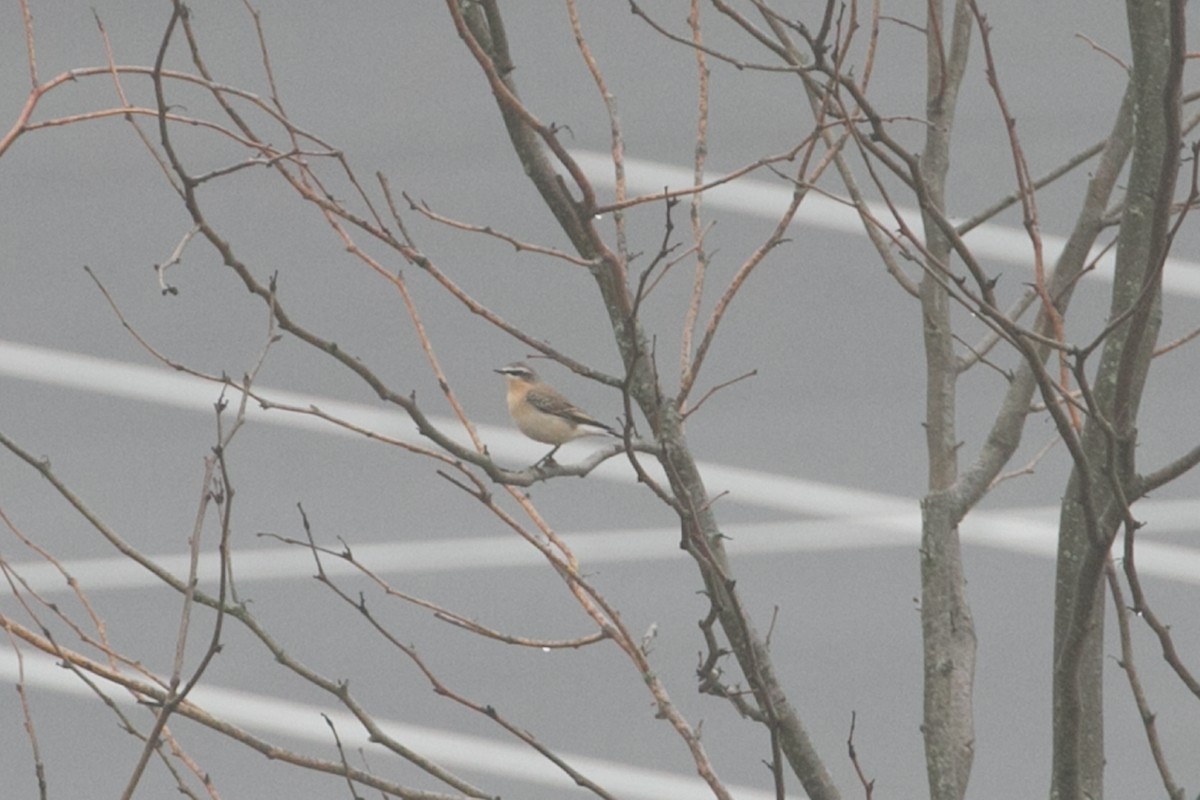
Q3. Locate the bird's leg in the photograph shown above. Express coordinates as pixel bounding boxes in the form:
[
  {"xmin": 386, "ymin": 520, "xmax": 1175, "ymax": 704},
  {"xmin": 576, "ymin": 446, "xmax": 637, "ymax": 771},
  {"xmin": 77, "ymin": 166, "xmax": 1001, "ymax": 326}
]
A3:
[{"xmin": 536, "ymin": 444, "xmax": 562, "ymax": 467}]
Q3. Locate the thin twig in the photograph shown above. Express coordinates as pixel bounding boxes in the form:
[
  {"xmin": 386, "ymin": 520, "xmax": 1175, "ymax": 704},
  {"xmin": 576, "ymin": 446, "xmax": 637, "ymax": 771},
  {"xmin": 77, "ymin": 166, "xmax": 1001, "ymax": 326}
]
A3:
[
  {"xmin": 404, "ymin": 194, "xmax": 597, "ymax": 267},
  {"xmin": 847, "ymin": 712, "xmax": 875, "ymax": 799},
  {"xmin": 988, "ymin": 435, "xmax": 1060, "ymax": 491},
  {"xmin": 681, "ymin": 0, "xmax": 712, "ymax": 387},
  {"xmin": 1104, "ymin": 556, "xmax": 1183, "ymax": 799},
  {"xmin": 684, "ymin": 370, "xmax": 758, "ymax": 419}
]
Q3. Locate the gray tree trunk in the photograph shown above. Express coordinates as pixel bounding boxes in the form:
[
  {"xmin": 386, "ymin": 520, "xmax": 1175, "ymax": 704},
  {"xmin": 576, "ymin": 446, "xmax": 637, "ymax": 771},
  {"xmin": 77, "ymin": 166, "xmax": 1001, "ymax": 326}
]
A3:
[{"xmin": 1049, "ymin": 2, "xmax": 1182, "ymax": 797}]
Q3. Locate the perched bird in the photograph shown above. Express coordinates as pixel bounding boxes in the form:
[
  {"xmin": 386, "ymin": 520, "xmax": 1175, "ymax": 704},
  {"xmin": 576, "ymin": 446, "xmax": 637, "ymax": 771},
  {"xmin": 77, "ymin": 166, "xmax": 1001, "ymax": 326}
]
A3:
[{"xmin": 494, "ymin": 361, "xmax": 617, "ymax": 464}]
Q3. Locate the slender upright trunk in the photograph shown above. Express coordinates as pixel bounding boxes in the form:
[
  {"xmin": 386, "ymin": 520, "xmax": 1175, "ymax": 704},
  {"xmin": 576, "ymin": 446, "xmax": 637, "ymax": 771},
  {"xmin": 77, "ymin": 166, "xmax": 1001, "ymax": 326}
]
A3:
[
  {"xmin": 918, "ymin": 3, "xmax": 976, "ymax": 799},
  {"xmin": 1049, "ymin": 2, "xmax": 1181, "ymax": 797}
]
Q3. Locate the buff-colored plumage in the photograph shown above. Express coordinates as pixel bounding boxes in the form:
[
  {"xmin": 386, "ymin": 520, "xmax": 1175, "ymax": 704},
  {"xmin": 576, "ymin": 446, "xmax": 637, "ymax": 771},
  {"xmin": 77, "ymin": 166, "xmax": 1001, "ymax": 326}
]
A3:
[{"xmin": 495, "ymin": 362, "xmax": 615, "ymax": 462}]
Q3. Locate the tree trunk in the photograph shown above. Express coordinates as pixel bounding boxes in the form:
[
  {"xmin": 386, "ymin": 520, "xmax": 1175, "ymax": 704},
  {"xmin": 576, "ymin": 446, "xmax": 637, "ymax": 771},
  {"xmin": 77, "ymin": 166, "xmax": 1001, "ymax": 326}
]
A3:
[
  {"xmin": 1049, "ymin": 1, "xmax": 1181, "ymax": 797},
  {"xmin": 918, "ymin": 3, "xmax": 977, "ymax": 799}
]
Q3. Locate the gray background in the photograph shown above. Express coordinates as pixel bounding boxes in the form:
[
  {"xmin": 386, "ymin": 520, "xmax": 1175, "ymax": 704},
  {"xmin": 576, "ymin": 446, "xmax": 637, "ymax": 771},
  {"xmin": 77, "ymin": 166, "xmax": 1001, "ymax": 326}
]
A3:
[{"xmin": 1, "ymin": 2, "xmax": 1198, "ymax": 798}]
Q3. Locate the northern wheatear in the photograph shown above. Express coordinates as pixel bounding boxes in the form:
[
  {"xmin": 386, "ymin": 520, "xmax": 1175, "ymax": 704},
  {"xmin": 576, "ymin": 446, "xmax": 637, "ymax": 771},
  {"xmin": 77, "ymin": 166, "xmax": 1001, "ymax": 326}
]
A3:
[{"xmin": 494, "ymin": 361, "xmax": 617, "ymax": 464}]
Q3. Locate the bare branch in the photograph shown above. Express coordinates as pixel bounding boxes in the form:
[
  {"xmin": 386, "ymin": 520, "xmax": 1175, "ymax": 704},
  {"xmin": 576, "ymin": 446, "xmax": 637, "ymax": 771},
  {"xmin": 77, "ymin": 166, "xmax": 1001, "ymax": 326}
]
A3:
[{"xmin": 1104, "ymin": 557, "xmax": 1185, "ymax": 800}]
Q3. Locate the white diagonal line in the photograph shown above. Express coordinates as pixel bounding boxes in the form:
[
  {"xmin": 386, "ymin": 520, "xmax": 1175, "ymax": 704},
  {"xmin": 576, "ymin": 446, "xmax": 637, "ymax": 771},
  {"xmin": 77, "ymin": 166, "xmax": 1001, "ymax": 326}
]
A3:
[
  {"xmin": 570, "ymin": 151, "xmax": 1200, "ymax": 299},
  {"xmin": 0, "ymin": 648, "xmax": 781, "ymax": 800},
  {"xmin": 2, "ymin": 338, "xmax": 1198, "ymax": 594}
]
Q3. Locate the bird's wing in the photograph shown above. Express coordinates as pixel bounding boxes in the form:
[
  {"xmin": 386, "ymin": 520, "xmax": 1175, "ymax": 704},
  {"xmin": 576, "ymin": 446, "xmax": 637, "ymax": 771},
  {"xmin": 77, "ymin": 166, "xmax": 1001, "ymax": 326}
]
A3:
[{"xmin": 526, "ymin": 388, "xmax": 614, "ymax": 432}]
